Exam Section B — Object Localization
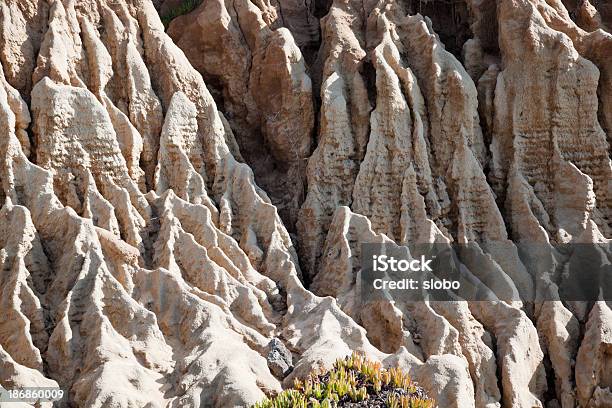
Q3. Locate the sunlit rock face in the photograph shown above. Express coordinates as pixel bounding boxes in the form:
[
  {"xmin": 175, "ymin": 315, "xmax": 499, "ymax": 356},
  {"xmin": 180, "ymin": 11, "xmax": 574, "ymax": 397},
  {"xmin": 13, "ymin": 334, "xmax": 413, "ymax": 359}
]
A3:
[{"xmin": 0, "ymin": 0, "xmax": 610, "ymax": 407}]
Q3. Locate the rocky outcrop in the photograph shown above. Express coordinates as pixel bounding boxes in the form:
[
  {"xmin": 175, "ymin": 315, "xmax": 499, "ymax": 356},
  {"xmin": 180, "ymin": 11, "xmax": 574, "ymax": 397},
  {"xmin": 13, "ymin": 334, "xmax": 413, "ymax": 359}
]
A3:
[
  {"xmin": 166, "ymin": 0, "xmax": 315, "ymax": 230},
  {"xmin": 576, "ymin": 302, "xmax": 612, "ymax": 407},
  {"xmin": 0, "ymin": 0, "xmax": 375, "ymax": 405},
  {"xmin": 0, "ymin": 0, "xmax": 610, "ymax": 407},
  {"xmin": 492, "ymin": 0, "xmax": 612, "ymax": 241}
]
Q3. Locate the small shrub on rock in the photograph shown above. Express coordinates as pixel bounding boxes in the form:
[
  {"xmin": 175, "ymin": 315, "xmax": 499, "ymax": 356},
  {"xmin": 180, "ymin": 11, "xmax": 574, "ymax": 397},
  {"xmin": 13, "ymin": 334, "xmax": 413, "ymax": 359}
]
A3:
[{"xmin": 253, "ymin": 353, "xmax": 435, "ymax": 408}]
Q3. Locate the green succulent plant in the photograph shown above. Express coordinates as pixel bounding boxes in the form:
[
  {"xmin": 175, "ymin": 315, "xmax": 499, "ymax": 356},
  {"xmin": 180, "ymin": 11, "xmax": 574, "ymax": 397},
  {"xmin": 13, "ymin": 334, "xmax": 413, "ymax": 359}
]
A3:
[{"xmin": 252, "ymin": 353, "xmax": 435, "ymax": 408}]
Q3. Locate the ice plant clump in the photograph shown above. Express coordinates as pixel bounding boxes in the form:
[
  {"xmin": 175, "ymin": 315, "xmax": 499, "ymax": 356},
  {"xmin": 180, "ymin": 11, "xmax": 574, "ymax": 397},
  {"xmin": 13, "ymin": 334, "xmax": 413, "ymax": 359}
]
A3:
[{"xmin": 253, "ymin": 353, "xmax": 435, "ymax": 407}]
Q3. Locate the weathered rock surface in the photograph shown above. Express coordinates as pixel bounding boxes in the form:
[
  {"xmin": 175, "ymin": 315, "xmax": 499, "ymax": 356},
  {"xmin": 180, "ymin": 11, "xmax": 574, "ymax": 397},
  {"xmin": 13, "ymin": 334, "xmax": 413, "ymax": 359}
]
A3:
[
  {"xmin": 266, "ymin": 338, "xmax": 294, "ymax": 378},
  {"xmin": 0, "ymin": 0, "xmax": 610, "ymax": 407},
  {"xmin": 167, "ymin": 0, "xmax": 315, "ymax": 230}
]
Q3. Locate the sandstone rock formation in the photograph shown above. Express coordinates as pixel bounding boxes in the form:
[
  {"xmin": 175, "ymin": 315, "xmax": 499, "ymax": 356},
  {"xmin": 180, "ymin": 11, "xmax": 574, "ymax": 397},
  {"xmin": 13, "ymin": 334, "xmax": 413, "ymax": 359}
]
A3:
[
  {"xmin": 0, "ymin": 0, "xmax": 610, "ymax": 407},
  {"xmin": 167, "ymin": 0, "xmax": 315, "ymax": 230}
]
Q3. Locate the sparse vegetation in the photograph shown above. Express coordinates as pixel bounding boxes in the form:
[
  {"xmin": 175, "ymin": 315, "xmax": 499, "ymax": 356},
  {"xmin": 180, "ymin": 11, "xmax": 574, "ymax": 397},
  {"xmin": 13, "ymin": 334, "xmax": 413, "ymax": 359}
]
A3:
[
  {"xmin": 160, "ymin": 0, "xmax": 203, "ymax": 28},
  {"xmin": 253, "ymin": 353, "xmax": 435, "ymax": 408}
]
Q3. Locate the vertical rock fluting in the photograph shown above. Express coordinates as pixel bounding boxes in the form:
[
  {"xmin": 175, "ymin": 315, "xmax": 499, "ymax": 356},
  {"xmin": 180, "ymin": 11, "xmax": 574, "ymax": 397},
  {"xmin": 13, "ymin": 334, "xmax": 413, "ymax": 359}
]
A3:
[
  {"xmin": 166, "ymin": 0, "xmax": 315, "ymax": 230},
  {"xmin": 0, "ymin": 0, "xmax": 390, "ymax": 406},
  {"xmin": 299, "ymin": 0, "xmax": 610, "ymax": 407},
  {"xmin": 492, "ymin": 0, "xmax": 611, "ymax": 241},
  {"xmin": 0, "ymin": 0, "xmax": 609, "ymax": 407},
  {"xmin": 297, "ymin": 0, "xmax": 373, "ymax": 281}
]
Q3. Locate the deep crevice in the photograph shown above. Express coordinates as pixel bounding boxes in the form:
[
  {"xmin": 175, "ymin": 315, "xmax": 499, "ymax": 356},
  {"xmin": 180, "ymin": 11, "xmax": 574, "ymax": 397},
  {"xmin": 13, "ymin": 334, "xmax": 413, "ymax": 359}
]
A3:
[{"xmin": 405, "ymin": 0, "xmax": 473, "ymax": 58}]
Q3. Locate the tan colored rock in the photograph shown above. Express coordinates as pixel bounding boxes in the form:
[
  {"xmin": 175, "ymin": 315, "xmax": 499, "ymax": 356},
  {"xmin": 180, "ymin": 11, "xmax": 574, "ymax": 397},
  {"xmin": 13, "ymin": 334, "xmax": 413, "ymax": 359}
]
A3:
[
  {"xmin": 492, "ymin": 0, "xmax": 612, "ymax": 240},
  {"xmin": 0, "ymin": 201, "xmax": 48, "ymax": 373},
  {"xmin": 167, "ymin": 0, "xmax": 314, "ymax": 229},
  {"xmin": 297, "ymin": 0, "xmax": 373, "ymax": 280},
  {"xmin": 0, "ymin": 0, "xmax": 610, "ymax": 407},
  {"xmin": 0, "ymin": 0, "xmax": 50, "ymax": 96},
  {"xmin": 576, "ymin": 301, "xmax": 612, "ymax": 407},
  {"xmin": 351, "ymin": 31, "xmax": 432, "ymax": 242},
  {"xmin": 470, "ymin": 301, "xmax": 547, "ymax": 408},
  {"xmin": 536, "ymin": 300, "xmax": 580, "ymax": 408},
  {"xmin": 154, "ymin": 91, "xmax": 218, "ymax": 217},
  {"xmin": 384, "ymin": 349, "xmax": 477, "ymax": 408}
]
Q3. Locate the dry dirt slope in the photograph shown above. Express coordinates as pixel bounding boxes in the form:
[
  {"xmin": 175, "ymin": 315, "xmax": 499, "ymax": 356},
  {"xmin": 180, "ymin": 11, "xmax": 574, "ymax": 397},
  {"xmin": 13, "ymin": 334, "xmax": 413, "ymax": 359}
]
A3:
[{"xmin": 0, "ymin": 0, "xmax": 610, "ymax": 407}]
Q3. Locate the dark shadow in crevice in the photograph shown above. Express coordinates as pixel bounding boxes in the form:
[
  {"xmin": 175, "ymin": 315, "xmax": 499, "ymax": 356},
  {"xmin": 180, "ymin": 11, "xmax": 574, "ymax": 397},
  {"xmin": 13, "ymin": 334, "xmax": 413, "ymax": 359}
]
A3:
[{"xmin": 404, "ymin": 0, "xmax": 473, "ymax": 58}]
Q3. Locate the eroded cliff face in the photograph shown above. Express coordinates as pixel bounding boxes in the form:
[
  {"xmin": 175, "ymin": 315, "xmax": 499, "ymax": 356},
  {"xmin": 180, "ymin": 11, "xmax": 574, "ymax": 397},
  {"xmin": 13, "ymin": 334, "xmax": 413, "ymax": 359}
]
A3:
[{"xmin": 0, "ymin": 0, "xmax": 610, "ymax": 407}]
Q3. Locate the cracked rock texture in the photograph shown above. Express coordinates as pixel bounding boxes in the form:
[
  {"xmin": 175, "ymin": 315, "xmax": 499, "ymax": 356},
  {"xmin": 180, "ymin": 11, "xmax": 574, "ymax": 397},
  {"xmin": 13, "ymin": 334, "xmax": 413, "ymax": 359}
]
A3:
[{"xmin": 0, "ymin": 0, "xmax": 610, "ymax": 407}]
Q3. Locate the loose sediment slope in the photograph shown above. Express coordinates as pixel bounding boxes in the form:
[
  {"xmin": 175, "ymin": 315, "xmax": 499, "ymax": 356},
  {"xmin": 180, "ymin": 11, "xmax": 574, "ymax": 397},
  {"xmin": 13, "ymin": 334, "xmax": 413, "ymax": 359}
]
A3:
[{"xmin": 0, "ymin": 0, "xmax": 610, "ymax": 407}]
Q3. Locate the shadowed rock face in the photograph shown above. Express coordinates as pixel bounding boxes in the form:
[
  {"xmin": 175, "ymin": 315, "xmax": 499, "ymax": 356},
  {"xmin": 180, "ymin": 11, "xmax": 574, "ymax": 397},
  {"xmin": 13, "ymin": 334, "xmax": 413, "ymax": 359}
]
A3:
[{"xmin": 0, "ymin": 0, "xmax": 610, "ymax": 407}]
